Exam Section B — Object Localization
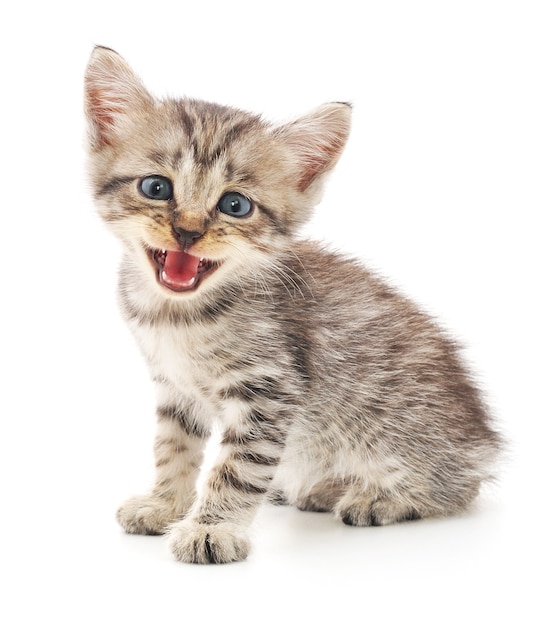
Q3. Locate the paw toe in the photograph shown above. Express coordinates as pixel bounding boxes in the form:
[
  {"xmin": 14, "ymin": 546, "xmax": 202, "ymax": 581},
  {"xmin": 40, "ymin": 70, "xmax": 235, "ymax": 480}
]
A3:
[{"xmin": 168, "ymin": 521, "xmax": 250, "ymax": 564}]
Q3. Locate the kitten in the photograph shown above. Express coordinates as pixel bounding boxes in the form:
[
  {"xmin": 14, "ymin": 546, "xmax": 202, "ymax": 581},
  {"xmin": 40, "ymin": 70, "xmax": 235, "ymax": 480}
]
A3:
[{"xmin": 84, "ymin": 46, "xmax": 502, "ymax": 564}]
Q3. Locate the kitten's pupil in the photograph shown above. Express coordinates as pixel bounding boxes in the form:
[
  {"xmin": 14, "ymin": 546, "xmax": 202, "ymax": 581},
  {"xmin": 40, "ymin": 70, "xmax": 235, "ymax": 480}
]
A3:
[
  {"xmin": 140, "ymin": 176, "xmax": 173, "ymax": 200},
  {"xmin": 217, "ymin": 192, "xmax": 252, "ymax": 218}
]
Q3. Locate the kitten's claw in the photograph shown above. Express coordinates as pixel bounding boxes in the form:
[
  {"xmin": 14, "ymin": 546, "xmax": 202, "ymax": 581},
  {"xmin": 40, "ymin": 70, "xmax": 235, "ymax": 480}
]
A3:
[
  {"xmin": 168, "ymin": 520, "xmax": 250, "ymax": 564},
  {"xmin": 117, "ymin": 495, "xmax": 186, "ymax": 535}
]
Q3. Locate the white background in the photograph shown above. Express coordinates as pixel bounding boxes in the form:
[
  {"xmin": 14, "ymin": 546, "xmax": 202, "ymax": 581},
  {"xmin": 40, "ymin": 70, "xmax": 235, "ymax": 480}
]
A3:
[{"xmin": 1, "ymin": 1, "xmax": 552, "ymax": 624}]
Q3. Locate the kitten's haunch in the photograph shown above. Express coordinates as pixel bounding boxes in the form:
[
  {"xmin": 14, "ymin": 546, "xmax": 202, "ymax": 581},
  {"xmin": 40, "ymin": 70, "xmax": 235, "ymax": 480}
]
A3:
[{"xmin": 85, "ymin": 46, "xmax": 503, "ymax": 564}]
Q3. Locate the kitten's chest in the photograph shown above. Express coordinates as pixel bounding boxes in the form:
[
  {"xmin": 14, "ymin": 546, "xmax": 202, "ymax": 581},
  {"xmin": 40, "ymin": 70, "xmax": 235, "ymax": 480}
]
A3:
[{"xmin": 133, "ymin": 321, "xmax": 227, "ymax": 397}]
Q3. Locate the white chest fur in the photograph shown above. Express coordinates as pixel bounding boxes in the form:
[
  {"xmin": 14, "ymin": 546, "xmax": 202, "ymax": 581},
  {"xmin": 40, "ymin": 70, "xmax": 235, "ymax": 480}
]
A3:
[{"xmin": 133, "ymin": 322, "xmax": 215, "ymax": 396}]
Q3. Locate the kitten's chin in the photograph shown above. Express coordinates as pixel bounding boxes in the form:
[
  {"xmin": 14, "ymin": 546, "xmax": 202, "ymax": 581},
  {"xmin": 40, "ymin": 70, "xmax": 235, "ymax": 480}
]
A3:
[{"xmin": 147, "ymin": 247, "xmax": 221, "ymax": 294}]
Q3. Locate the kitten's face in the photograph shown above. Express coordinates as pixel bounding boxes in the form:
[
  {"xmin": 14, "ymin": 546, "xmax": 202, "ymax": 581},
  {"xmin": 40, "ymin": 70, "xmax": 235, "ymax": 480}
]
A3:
[
  {"xmin": 90, "ymin": 99, "xmax": 290, "ymax": 296},
  {"xmin": 85, "ymin": 47, "xmax": 351, "ymax": 299}
]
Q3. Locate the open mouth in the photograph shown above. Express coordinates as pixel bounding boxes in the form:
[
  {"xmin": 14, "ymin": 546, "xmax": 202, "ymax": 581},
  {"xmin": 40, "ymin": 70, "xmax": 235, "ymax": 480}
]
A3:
[{"xmin": 149, "ymin": 248, "xmax": 220, "ymax": 292}]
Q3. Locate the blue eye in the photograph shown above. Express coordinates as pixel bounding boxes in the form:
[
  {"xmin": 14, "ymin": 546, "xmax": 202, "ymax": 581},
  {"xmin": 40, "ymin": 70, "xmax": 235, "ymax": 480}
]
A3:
[
  {"xmin": 140, "ymin": 176, "xmax": 173, "ymax": 200},
  {"xmin": 217, "ymin": 192, "xmax": 252, "ymax": 218}
]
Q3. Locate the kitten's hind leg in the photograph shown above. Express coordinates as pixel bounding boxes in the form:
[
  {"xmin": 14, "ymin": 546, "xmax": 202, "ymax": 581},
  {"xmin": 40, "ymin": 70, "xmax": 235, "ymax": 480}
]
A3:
[
  {"xmin": 335, "ymin": 485, "xmax": 421, "ymax": 527},
  {"xmin": 296, "ymin": 480, "xmax": 349, "ymax": 513},
  {"xmin": 117, "ymin": 403, "xmax": 208, "ymax": 535}
]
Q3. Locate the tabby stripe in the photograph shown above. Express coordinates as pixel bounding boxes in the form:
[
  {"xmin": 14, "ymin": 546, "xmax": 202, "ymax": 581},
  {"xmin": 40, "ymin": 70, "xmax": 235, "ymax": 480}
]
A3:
[
  {"xmin": 225, "ymin": 160, "xmax": 257, "ymax": 185},
  {"xmin": 157, "ymin": 405, "xmax": 209, "ymax": 439},
  {"xmin": 190, "ymin": 118, "xmax": 261, "ymax": 167},
  {"xmin": 180, "ymin": 110, "xmax": 196, "ymax": 136},
  {"xmin": 219, "ymin": 377, "xmax": 290, "ymax": 403},
  {"xmin": 97, "ymin": 176, "xmax": 135, "ymax": 197},
  {"xmin": 219, "ymin": 465, "xmax": 269, "ymax": 496},
  {"xmin": 195, "ymin": 144, "xmax": 224, "ymax": 167},
  {"xmin": 222, "ymin": 120, "xmax": 259, "ymax": 144},
  {"xmin": 257, "ymin": 204, "xmax": 289, "ymax": 236},
  {"xmin": 232, "ymin": 451, "xmax": 280, "ymax": 466},
  {"xmin": 249, "ymin": 409, "xmax": 287, "ymax": 441},
  {"xmin": 147, "ymin": 149, "xmax": 183, "ymax": 168},
  {"xmin": 220, "ymin": 429, "xmax": 257, "ymax": 446},
  {"xmin": 221, "ymin": 424, "xmax": 286, "ymax": 447},
  {"xmin": 195, "ymin": 513, "xmax": 225, "ymax": 525}
]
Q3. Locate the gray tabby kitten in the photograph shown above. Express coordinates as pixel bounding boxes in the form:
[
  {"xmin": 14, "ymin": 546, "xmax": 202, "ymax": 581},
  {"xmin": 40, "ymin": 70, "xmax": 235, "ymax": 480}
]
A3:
[{"xmin": 84, "ymin": 47, "xmax": 502, "ymax": 564}]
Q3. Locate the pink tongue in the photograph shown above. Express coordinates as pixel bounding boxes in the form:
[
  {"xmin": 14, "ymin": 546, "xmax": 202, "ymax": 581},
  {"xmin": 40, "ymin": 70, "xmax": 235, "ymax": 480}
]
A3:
[{"xmin": 162, "ymin": 251, "xmax": 201, "ymax": 289}]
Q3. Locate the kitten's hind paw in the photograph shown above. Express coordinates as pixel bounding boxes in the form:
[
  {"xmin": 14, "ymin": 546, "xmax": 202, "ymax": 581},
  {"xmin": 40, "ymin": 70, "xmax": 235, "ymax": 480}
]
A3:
[
  {"xmin": 117, "ymin": 495, "xmax": 186, "ymax": 535},
  {"xmin": 168, "ymin": 520, "xmax": 250, "ymax": 564},
  {"xmin": 337, "ymin": 492, "xmax": 421, "ymax": 527}
]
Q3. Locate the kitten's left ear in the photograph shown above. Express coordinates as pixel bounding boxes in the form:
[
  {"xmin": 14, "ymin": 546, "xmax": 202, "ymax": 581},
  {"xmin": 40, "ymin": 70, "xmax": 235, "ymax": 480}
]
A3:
[
  {"xmin": 84, "ymin": 46, "xmax": 154, "ymax": 149},
  {"xmin": 275, "ymin": 103, "xmax": 352, "ymax": 192}
]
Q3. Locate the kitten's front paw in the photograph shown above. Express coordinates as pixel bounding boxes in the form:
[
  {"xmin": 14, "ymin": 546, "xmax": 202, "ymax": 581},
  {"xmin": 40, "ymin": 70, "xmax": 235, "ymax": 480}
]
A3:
[
  {"xmin": 117, "ymin": 495, "xmax": 186, "ymax": 535},
  {"xmin": 168, "ymin": 520, "xmax": 250, "ymax": 564}
]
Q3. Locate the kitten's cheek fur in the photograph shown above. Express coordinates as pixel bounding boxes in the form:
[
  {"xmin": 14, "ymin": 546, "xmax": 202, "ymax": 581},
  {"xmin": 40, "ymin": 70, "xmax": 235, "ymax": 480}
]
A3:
[{"xmin": 168, "ymin": 521, "xmax": 250, "ymax": 564}]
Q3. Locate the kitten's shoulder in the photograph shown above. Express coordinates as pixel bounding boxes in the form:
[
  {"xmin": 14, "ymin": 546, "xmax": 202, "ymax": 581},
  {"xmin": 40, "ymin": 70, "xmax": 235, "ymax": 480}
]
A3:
[
  {"xmin": 288, "ymin": 240, "xmax": 429, "ymax": 329},
  {"xmin": 292, "ymin": 239, "xmax": 394, "ymax": 297}
]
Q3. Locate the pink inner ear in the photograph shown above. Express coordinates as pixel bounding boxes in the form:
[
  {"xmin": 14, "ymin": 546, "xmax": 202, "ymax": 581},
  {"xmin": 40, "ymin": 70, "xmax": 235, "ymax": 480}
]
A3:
[
  {"xmin": 85, "ymin": 83, "xmax": 126, "ymax": 147},
  {"xmin": 85, "ymin": 48, "xmax": 151, "ymax": 149},
  {"xmin": 284, "ymin": 105, "xmax": 351, "ymax": 193},
  {"xmin": 297, "ymin": 148, "xmax": 337, "ymax": 192}
]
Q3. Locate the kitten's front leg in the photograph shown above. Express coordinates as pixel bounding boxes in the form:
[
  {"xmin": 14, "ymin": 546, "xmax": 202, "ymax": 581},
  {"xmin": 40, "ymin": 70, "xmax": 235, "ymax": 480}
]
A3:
[
  {"xmin": 168, "ymin": 406, "xmax": 286, "ymax": 564},
  {"xmin": 117, "ymin": 402, "xmax": 209, "ymax": 535}
]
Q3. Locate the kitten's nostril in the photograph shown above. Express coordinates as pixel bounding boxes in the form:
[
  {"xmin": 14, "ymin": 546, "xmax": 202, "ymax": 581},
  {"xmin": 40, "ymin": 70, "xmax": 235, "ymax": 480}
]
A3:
[{"xmin": 172, "ymin": 227, "xmax": 203, "ymax": 249}]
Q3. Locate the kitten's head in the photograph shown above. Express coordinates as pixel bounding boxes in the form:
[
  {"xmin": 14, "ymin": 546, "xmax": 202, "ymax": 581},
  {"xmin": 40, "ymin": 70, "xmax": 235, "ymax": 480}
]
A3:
[{"xmin": 84, "ymin": 46, "xmax": 351, "ymax": 298}]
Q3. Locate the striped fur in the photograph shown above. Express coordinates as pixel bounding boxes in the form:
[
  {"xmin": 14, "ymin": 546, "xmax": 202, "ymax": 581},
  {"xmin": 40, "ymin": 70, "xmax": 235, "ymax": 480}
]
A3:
[{"xmin": 85, "ymin": 47, "xmax": 503, "ymax": 564}]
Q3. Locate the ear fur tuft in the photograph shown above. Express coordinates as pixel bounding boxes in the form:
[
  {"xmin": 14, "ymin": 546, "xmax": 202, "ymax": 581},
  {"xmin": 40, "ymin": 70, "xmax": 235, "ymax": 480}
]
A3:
[{"xmin": 84, "ymin": 46, "xmax": 153, "ymax": 148}]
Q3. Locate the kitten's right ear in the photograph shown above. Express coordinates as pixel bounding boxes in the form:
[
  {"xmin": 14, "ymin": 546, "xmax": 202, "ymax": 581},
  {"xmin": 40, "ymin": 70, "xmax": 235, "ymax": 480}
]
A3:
[
  {"xmin": 275, "ymin": 102, "xmax": 352, "ymax": 193},
  {"xmin": 84, "ymin": 46, "xmax": 153, "ymax": 148}
]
